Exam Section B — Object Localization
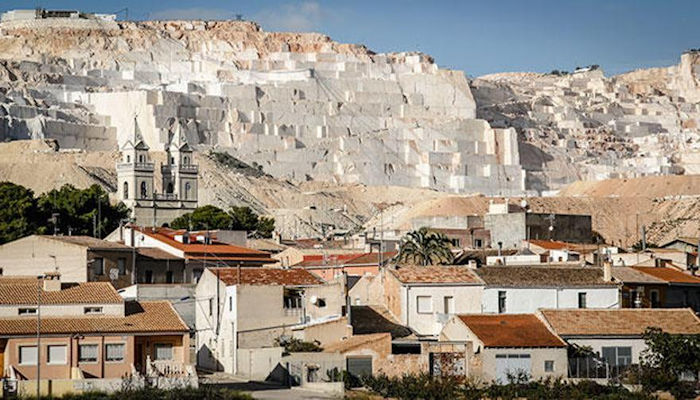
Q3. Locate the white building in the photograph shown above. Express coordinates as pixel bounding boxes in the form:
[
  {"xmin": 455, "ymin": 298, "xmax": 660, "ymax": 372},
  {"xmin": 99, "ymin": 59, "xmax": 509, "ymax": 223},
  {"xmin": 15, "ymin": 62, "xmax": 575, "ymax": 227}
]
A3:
[
  {"xmin": 475, "ymin": 266, "xmax": 620, "ymax": 314},
  {"xmin": 382, "ymin": 266, "xmax": 484, "ymax": 337}
]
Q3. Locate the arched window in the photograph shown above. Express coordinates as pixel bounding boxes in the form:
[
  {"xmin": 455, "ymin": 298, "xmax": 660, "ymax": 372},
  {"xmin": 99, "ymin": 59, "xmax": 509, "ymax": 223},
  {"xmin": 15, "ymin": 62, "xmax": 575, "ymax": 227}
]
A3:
[
  {"xmin": 138, "ymin": 154, "xmax": 144, "ymax": 163},
  {"xmin": 183, "ymin": 156, "xmax": 189, "ymax": 165},
  {"xmin": 166, "ymin": 182, "xmax": 174, "ymax": 194},
  {"xmin": 184, "ymin": 182, "xmax": 191, "ymax": 200},
  {"xmin": 126, "ymin": 155, "xmax": 131, "ymax": 163},
  {"xmin": 123, "ymin": 182, "xmax": 129, "ymax": 199},
  {"xmin": 140, "ymin": 182, "xmax": 147, "ymax": 199}
]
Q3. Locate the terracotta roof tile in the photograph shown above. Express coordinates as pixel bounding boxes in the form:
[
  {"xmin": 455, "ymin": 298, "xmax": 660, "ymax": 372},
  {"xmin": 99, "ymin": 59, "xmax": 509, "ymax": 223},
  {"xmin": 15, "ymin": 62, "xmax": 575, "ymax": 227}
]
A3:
[
  {"xmin": 0, "ymin": 279, "xmax": 123, "ymax": 305},
  {"xmin": 476, "ymin": 266, "xmax": 616, "ymax": 287},
  {"xmin": 540, "ymin": 308, "xmax": 700, "ymax": 336},
  {"xmin": 211, "ymin": 267, "xmax": 323, "ymax": 286},
  {"xmin": 345, "ymin": 252, "xmax": 397, "ymax": 265},
  {"xmin": 458, "ymin": 314, "xmax": 566, "ymax": 347},
  {"xmin": 0, "ymin": 301, "xmax": 188, "ymax": 336},
  {"xmin": 631, "ymin": 267, "xmax": 700, "ymax": 284},
  {"xmin": 137, "ymin": 247, "xmax": 182, "ymax": 260},
  {"xmin": 611, "ymin": 267, "xmax": 666, "ymax": 284},
  {"xmin": 391, "ymin": 266, "xmax": 483, "ymax": 284}
]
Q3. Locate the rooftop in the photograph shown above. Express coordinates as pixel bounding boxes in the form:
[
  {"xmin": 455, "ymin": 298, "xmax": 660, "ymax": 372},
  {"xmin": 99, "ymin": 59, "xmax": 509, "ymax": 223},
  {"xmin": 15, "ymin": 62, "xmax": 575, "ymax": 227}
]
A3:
[
  {"xmin": 611, "ymin": 266, "xmax": 666, "ymax": 284},
  {"xmin": 0, "ymin": 278, "xmax": 123, "ymax": 305},
  {"xmin": 390, "ymin": 265, "xmax": 483, "ymax": 285},
  {"xmin": 475, "ymin": 266, "xmax": 616, "ymax": 287},
  {"xmin": 324, "ymin": 333, "xmax": 390, "ymax": 353},
  {"xmin": 0, "ymin": 301, "xmax": 188, "ymax": 336},
  {"xmin": 137, "ymin": 247, "xmax": 182, "ymax": 260},
  {"xmin": 630, "ymin": 266, "xmax": 700, "ymax": 285},
  {"xmin": 211, "ymin": 267, "xmax": 324, "ymax": 286},
  {"xmin": 37, "ymin": 235, "xmax": 130, "ymax": 250},
  {"xmin": 539, "ymin": 308, "xmax": 700, "ymax": 336},
  {"xmin": 458, "ymin": 314, "xmax": 566, "ymax": 348}
]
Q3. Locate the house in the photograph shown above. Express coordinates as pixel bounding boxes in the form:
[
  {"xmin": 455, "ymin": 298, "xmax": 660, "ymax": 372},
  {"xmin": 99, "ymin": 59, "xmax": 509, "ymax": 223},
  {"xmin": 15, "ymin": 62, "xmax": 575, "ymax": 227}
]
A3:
[
  {"xmin": 440, "ymin": 314, "xmax": 567, "ymax": 382},
  {"xmin": 121, "ymin": 226, "xmax": 275, "ymax": 282},
  {"xmin": 195, "ymin": 267, "xmax": 349, "ymax": 376},
  {"xmin": 660, "ymin": 237, "xmax": 699, "ymax": 255},
  {"xmin": 273, "ymin": 247, "xmax": 364, "ymax": 269},
  {"xmin": 0, "ymin": 235, "xmax": 187, "ymax": 289},
  {"xmin": 627, "ymin": 266, "xmax": 700, "ymax": 311},
  {"xmin": 0, "ymin": 274, "xmax": 193, "ymax": 396},
  {"xmin": 382, "ymin": 266, "xmax": 484, "ymax": 337},
  {"xmin": 484, "ymin": 202, "xmax": 593, "ymax": 249},
  {"xmin": 475, "ymin": 265, "xmax": 619, "ymax": 314},
  {"xmin": 538, "ymin": 308, "xmax": 700, "ymax": 378},
  {"xmin": 292, "ymin": 251, "xmax": 396, "ymax": 281},
  {"xmin": 612, "ymin": 266, "xmax": 668, "ymax": 308}
]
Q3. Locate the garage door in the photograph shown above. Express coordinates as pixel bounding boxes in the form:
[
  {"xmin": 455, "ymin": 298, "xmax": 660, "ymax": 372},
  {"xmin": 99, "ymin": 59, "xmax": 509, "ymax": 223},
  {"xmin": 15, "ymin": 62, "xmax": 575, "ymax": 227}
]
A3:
[
  {"xmin": 495, "ymin": 354, "xmax": 531, "ymax": 382},
  {"xmin": 347, "ymin": 356, "xmax": 373, "ymax": 378}
]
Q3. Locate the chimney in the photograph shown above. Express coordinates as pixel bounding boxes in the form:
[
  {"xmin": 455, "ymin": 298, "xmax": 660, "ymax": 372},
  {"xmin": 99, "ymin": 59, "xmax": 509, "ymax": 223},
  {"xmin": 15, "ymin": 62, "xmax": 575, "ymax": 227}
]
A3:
[
  {"xmin": 603, "ymin": 260, "xmax": 612, "ymax": 282},
  {"xmin": 43, "ymin": 271, "xmax": 61, "ymax": 292}
]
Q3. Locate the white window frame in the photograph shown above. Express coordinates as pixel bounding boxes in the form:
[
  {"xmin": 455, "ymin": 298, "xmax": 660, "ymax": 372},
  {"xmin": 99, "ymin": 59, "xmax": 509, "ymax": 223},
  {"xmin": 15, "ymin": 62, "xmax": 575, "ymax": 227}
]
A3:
[
  {"xmin": 47, "ymin": 345, "xmax": 67, "ymax": 365},
  {"xmin": 84, "ymin": 306, "xmax": 103, "ymax": 315},
  {"xmin": 18, "ymin": 308, "xmax": 37, "ymax": 316},
  {"xmin": 416, "ymin": 295, "xmax": 432, "ymax": 314},
  {"xmin": 544, "ymin": 360, "xmax": 554, "ymax": 372}
]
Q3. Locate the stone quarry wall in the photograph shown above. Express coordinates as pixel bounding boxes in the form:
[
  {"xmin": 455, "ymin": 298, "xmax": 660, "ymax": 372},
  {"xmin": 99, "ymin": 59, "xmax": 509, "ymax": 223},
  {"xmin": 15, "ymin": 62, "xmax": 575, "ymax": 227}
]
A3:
[{"xmin": 0, "ymin": 18, "xmax": 524, "ymax": 195}]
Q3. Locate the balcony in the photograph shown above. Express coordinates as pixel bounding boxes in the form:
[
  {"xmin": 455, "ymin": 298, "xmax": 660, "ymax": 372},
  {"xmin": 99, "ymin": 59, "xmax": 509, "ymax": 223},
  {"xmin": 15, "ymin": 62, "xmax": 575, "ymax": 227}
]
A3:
[
  {"xmin": 178, "ymin": 164, "xmax": 199, "ymax": 173},
  {"xmin": 160, "ymin": 164, "xmax": 198, "ymax": 174},
  {"xmin": 117, "ymin": 162, "xmax": 154, "ymax": 172},
  {"xmin": 154, "ymin": 193, "xmax": 178, "ymax": 200}
]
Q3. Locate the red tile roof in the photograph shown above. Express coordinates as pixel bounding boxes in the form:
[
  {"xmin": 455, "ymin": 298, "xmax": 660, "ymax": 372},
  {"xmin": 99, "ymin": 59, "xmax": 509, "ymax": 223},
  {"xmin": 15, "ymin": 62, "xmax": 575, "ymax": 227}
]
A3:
[
  {"xmin": 210, "ymin": 267, "xmax": 324, "ymax": 286},
  {"xmin": 136, "ymin": 227, "xmax": 274, "ymax": 263},
  {"xmin": 527, "ymin": 240, "xmax": 573, "ymax": 250},
  {"xmin": 0, "ymin": 278, "xmax": 123, "ymax": 305},
  {"xmin": 0, "ymin": 301, "xmax": 188, "ymax": 336},
  {"xmin": 458, "ymin": 314, "xmax": 565, "ymax": 347},
  {"xmin": 540, "ymin": 309, "xmax": 700, "ymax": 336},
  {"xmin": 631, "ymin": 267, "xmax": 700, "ymax": 284},
  {"xmin": 345, "ymin": 252, "xmax": 397, "ymax": 265},
  {"xmin": 391, "ymin": 266, "xmax": 483, "ymax": 284}
]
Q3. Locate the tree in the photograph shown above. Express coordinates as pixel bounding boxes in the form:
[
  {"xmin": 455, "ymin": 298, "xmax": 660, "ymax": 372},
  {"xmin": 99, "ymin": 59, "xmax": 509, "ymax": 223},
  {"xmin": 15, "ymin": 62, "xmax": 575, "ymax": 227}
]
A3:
[
  {"xmin": 255, "ymin": 216, "xmax": 275, "ymax": 239},
  {"xmin": 37, "ymin": 184, "xmax": 129, "ymax": 238},
  {"xmin": 641, "ymin": 327, "xmax": 700, "ymax": 375},
  {"xmin": 397, "ymin": 227, "xmax": 453, "ymax": 266},
  {"xmin": 170, "ymin": 205, "xmax": 232, "ymax": 230},
  {"xmin": 0, "ymin": 182, "xmax": 41, "ymax": 244},
  {"xmin": 229, "ymin": 206, "xmax": 259, "ymax": 231}
]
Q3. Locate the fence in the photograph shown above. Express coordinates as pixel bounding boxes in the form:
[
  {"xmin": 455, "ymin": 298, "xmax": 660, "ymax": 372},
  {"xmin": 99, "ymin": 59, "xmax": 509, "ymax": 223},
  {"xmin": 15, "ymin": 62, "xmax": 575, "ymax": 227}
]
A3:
[{"xmin": 568, "ymin": 357, "xmax": 639, "ymax": 380}]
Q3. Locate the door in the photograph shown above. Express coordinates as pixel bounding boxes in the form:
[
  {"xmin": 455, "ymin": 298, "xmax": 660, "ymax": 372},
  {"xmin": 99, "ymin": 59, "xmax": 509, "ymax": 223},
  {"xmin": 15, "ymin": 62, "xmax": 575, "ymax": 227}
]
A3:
[
  {"xmin": 135, "ymin": 343, "xmax": 144, "ymax": 373},
  {"xmin": 495, "ymin": 354, "xmax": 531, "ymax": 382}
]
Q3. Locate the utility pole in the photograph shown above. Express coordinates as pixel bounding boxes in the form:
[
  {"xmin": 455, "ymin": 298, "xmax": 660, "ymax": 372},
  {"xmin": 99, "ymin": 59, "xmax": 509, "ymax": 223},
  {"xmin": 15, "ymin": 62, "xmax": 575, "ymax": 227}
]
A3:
[{"xmin": 36, "ymin": 275, "xmax": 42, "ymax": 399}]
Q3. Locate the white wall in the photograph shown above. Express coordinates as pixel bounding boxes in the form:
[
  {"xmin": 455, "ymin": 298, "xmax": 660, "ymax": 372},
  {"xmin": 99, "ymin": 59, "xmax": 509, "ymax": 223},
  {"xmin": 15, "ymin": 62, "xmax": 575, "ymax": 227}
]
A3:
[
  {"xmin": 0, "ymin": 236, "xmax": 87, "ymax": 282},
  {"xmin": 482, "ymin": 287, "xmax": 619, "ymax": 314},
  {"xmin": 403, "ymin": 284, "xmax": 482, "ymax": 336}
]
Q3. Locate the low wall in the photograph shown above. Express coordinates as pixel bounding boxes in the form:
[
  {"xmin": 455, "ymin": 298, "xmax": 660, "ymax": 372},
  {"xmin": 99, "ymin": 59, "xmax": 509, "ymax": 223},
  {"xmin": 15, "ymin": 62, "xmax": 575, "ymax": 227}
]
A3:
[
  {"xmin": 236, "ymin": 347, "xmax": 284, "ymax": 381},
  {"xmin": 11, "ymin": 375, "xmax": 196, "ymax": 397}
]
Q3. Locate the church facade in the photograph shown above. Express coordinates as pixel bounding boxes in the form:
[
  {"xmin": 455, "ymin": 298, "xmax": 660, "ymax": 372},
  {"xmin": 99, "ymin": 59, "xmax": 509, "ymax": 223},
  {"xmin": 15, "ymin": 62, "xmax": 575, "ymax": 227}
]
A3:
[{"xmin": 116, "ymin": 118, "xmax": 198, "ymax": 226}]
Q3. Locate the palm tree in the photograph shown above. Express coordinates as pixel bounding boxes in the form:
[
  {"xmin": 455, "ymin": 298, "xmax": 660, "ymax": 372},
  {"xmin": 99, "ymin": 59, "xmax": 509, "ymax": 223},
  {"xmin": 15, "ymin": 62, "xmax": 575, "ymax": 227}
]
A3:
[{"xmin": 397, "ymin": 227, "xmax": 454, "ymax": 266}]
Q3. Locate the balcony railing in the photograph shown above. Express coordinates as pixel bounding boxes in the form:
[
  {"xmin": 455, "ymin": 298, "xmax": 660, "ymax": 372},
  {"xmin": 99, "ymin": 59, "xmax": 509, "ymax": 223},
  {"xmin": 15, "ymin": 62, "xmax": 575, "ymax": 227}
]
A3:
[
  {"xmin": 117, "ymin": 162, "xmax": 154, "ymax": 171},
  {"xmin": 178, "ymin": 164, "xmax": 199, "ymax": 173},
  {"xmin": 146, "ymin": 359, "xmax": 195, "ymax": 378},
  {"xmin": 154, "ymin": 193, "xmax": 179, "ymax": 200}
]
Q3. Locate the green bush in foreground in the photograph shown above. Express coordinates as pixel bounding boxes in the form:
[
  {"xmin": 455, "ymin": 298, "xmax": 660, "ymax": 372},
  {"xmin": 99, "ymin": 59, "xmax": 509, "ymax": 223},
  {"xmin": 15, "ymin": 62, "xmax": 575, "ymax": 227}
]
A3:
[{"xmin": 22, "ymin": 387, "xmax": 252, "ymax": 400}]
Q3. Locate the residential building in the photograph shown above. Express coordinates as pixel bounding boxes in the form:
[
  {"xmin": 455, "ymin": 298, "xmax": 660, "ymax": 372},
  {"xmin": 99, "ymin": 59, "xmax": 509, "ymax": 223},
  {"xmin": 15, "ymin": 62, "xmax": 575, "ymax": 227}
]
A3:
[
  {"xmin": 475, "ymin": 266, "xmax": 619, "ymax": 314},
  {"xmin": 660, "ymin": 237, "xmax": 699, "ymax": 255},
  {"xmin": 0, "ymin": 274, "xmax": 193, "ymax": 395},
  {"xmin": 440, "ymin": 314, "xmax": 567, "ymax": 382},
  {"xmin": 0, "ymin": 235, "xmax": 186, "ymax": 289},
  {"xmin": 627, "ymin": 266, "xmax": 700, "ymax": 311},
  {"xmin": 382, "ymin": 266, "xmax": 484, "ymax": 337},
  {"xmin": 195, "ymin": 268, "xmax": 348, "ymax": 375},
  {"xmin": 612, "ymin": 266, "xmax": 668, "ymax": 308},
  {"xmin": 274, "ymin": 247, "xmax": 364, "ymax": 269},
  {"xmin": 484, "ymin": 202, "xmax": 593, "ymax": 249},
  {"xmin": 292, "ymin": 251, "xmax": 395, "ymax": 281},
  {"xmin": 538, "ymin": 308, "xmax": 700, "ymax": 378},
  {"xmin": 121, "ymin": 226, "xmax": 275, "ymax": 282}
]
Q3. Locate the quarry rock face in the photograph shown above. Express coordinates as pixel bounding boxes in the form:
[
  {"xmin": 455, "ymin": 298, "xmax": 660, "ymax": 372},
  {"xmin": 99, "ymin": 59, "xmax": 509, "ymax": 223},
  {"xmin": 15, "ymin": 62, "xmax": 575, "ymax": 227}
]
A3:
[
  {"xmin": 472, "ymin": 52, "xmax": 700, "ymax": 191},
  {"xmin": 0, "ymin": 18, "xmax": 525, "ymax": 195}
]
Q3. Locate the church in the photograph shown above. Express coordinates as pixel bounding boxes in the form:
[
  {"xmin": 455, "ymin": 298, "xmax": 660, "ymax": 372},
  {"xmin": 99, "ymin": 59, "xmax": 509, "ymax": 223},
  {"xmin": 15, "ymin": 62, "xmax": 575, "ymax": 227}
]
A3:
[{"xmin": 116, "ymin": 118, "xmax": 198, "ymax": 226}]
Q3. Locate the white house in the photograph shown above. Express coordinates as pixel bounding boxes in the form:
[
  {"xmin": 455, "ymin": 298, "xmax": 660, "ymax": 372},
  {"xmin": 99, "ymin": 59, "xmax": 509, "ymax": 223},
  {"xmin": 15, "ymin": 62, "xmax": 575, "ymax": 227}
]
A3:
[
  {"xmin": 383, "ymin": 266, "xmax": 484, "ymax": 337},
  {"xmin": 195, "ymin": 267, "xmax": 349, "ymax": 377},
  {"xmin": 538, "ymin": 308, "xmax": 700, "ymax": 377},
  {"xmin": 475, "ymin": 266, "xmax": 620, "ymax": 314}
]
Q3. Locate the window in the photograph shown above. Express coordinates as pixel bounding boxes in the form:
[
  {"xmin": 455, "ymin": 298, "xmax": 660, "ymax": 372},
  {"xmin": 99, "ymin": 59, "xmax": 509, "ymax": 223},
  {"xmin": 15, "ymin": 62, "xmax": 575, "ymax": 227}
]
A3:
[
  {"xmin": 416, "ymin": 295, "xmax": 432, "ymax": 314},
  {"xmin": 123, "ymin": 182, "xmax": 129, "ymax": 199},
  {"xmin": 79, "ymin": 344, "xmax": 98, "ymax": 363},
  {"xmin": 166, "ymin": 270, "xmax": 174, "ymax": 284},
  {"xmin": 138, "ymin": 154, "xmax": 144, "ymax": 163},
  {"xmin": 93, "ymin": 258, "xmax": 104, "ymax": 276},
  {"xmin": 474, "ymin": 238, "xmax": 483, "ymax": 248},
  {"xmin": 183, "ymin": 156, "xmax": 189, "ymax": 165},
  {"xmin": 154, "ymin": 344, "xmax": 173, "ymax": 361},
  {"xmin": 443, "ymin": 296, "xmax": 454, "ymax": 314},
  {"xmin": 19, "ymin": 346, "xmax": 38, "ymax": 365},
  {"xmin": 229, "ymin": 296, "xmax": 233, "ymax": 312},
  {"xmin": 144, "ymin": 270, "xmax": 153, "ymax": 283},
  {"xmin": 166, "ymin": 182, "xmax": 174, "ymax": 194},
  {"xmin": 498, "ymin": 291, "xmax": 507, "ymax": 314},
  {"xmin": 140, "ymin": 181, "xmax": 147, "ymax": 199},
  {"xmin": 18, "ymin": 308, "xmax": 37, "ymax": 315},
  {"xmin": 84, "ymin": 307, "xmax": 103, "ymax": 314},
  {"xmin": 208, "ymin": 298, "xmax": 213, "ymax": 316},
  {"xmin": 602, "ymin": 346, "xmax": 632, "ymax": 366},
  {"xmin": 118, "ymin": 258, "xmax": 126, "ymax": 276},
  {"xmin": 650, "ymin": 289, "xmax": 660, "ymax": 308},
  {"xmin": 578, "ymin": 292, "xmax": 587, "ymax": 309},
  {"xmin": 184, "ymin": 182, "xmax": 191, "ymax": 200},
  {"xmin": 284, "ymin": 289, "xmax": 303, "ymax": 309},
  {"xmin": 105, "ymin": 344, "xmax": 125, "ymax": 362},
  {"xmin": 544, "ymin": 360, "xmax": 554, "ymax": 372},
  {"xmin": 126, "ymin": 155, "xmax": 131, "ymax": 163},
  {"xmin": 48, "ymin": 345, "xmax": 67, "ymax": 365}
]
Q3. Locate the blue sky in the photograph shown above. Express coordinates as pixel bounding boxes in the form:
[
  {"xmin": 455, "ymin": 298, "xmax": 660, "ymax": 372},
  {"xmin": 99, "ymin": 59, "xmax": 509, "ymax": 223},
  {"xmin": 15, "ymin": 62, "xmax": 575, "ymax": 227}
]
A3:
[{"xmin": 4, "ymin": 0, "xmax": 698, "ymax": 77}]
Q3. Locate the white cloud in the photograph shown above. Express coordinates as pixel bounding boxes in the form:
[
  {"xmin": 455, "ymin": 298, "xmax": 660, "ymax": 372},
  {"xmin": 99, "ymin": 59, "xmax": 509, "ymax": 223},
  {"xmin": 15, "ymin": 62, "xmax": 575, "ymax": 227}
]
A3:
[
  {"xmin": 254, "ymin": 1, "xmax": 325, "ymax": 32},
  {"xmin": 149, "ymin": 7, "xmax": 234, "ymax": 21}
]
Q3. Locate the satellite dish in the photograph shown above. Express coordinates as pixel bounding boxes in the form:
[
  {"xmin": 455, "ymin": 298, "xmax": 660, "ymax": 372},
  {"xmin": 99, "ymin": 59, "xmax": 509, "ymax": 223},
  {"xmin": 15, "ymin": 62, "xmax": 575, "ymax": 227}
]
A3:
[
  {"xmin": 310, "ymin": 295, "xmax": 318, "ymax": 305},
  {"xmin": 109, "ymin": 268, "xmax": 119, "ymax": 281}
]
